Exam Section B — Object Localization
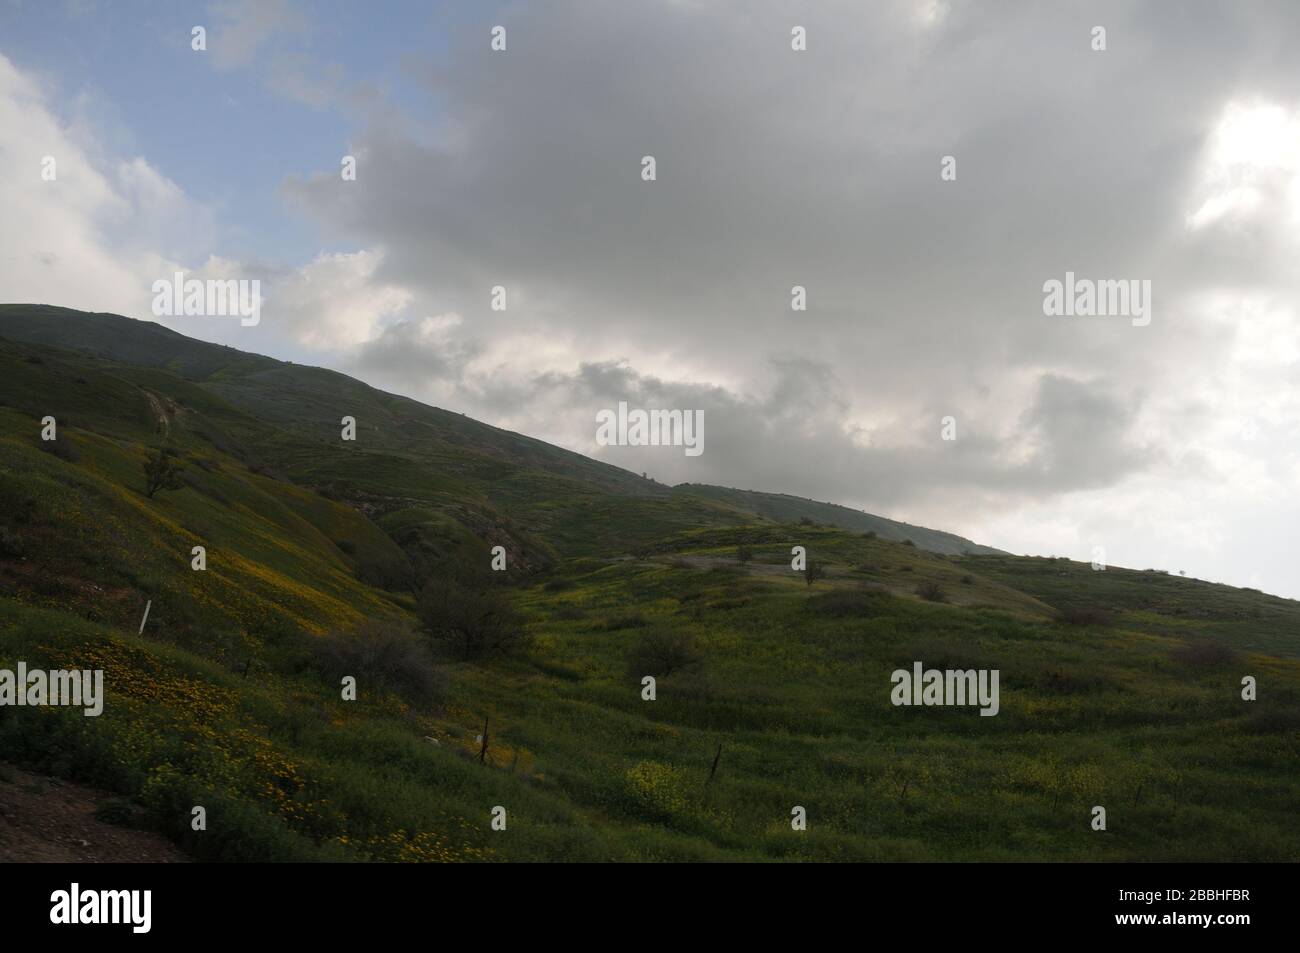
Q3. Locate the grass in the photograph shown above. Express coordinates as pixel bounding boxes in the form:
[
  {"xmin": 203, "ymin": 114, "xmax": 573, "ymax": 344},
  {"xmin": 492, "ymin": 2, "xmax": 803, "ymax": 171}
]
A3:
[{"xmin": 0, "ymin": 308, "xmax": 1297, "ymax": 862}]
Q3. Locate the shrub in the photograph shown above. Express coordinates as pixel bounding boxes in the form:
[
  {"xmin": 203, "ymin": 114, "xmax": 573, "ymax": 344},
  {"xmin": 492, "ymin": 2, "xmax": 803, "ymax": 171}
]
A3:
[
  {"xmin": 0, "ymin": 480, "xmax": 36, "ymax": 525},
  {"xmin": 1170, "ymin": 640, "xmax": 1240, "ymax": 669},
  {"xmin": 736, "ymin": 543, "xmax": 753, "ymax": 563},
  {"xmin": 622, "ymin": 760, "xmax": 690, "ymax": 821},
  {"xmin": 916, "ymin": 581, "xmax": 946, "ymax": 603},
  {"xmin": 336, "ymin": 539, "xmax": 357, "ymax": 556},
  {"xmin": 902, "ymin": 539, "xmax": 916, "ymax": 547},
  {"xmin": 418, "ymin": 578, "xmax": 527, "ymax": 660},
  {"xmin": 0, "ymin": 527, "xmax": 24, "ymax": 558},
  {"xmin": 142, "ymin": 446, "xmax": 185, "ymax": 499},
  {"xmin": 39, "ymin": 437, "xmax": 80, "ymax": 463},
  {"xmin": 1241, "ymin": 707, "xmax": 1300, "ymax": 735},
  {"xmin": 1058, "ymin": 605, "xmax": 1114, "ymax": 626},
  {"xmin": 808, "ymin": 589, "xmax": 892, "ymax": 618},
  {"xmin": 960, "ymin": 575, "xmax": 974, "ymax": 585},
  {"xmin": 804, "ymin": 560, "xmax": 826, "ymax": 585},
  {"xmin": 626, "ymin": 627, "xmax": 702, "ymax": 679},
  {"xmin": 311, "ymin": 620, "xmax": 445, "ymax": 705},
  {"xmin": 862, "ymin": 530, "xmax": 877, "ymax": 539},
  {"xmin": 1035, "ymin": 669, "xmax": 1110, "ymax": 695},
  {"xmin": 904, "ymin": 638, "xmax": 989, "ymax": 672},
  {"xmin": 543, "ymin": 576, "xmax": 576, "ymax": 592},
  {"xmin": 94, "ymin": 798, "xmax": 148, "ymax": 829},
  {"xmin": 602, "ymin": 612, "xmax": 649, "ymax": 631},
  {"xmin": 356, "ymin": 553, "xmax": 414, "ymax": 592}
]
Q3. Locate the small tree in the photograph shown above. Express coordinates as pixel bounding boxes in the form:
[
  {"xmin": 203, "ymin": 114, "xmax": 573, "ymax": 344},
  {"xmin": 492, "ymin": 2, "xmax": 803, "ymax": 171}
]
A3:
[
  {"xmin": 916, "ymin": 581, "xmax": 946, "ymax": 603},
  {"xmin": 311, "ymin": 621, "xmax": 445, "ymax": 705},
  {"xmin": 418, "ymin": 578, "xmax": 526, "ymax": 660},
  {"xmin": 736, "ymin": 543, "xmax": 753, "ymax": 564},
  {"xmin": 626, "ymin": 627, "xmax": 702, "ymax": 679},
  {"xmin": 143, "ymin": 446, "xmax": 185, "ymax": 499},
  {"xmin": 804, "ymin": 559, "xmax": 826, "ymax": 586}
]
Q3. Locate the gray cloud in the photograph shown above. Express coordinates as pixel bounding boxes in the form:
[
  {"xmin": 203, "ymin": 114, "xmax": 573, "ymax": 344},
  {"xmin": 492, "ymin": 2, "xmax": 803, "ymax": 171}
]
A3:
[
  {"xmin": 62, "ymin": 0, "xmax": 1286, "ymax": 592},
  {"xmin": 7, "ymin": 2, "xmax": 1298, "ymax": 592},
  {"xmin": 286, "ymin": 1, "xmax": 1300, "ymax": 524}
]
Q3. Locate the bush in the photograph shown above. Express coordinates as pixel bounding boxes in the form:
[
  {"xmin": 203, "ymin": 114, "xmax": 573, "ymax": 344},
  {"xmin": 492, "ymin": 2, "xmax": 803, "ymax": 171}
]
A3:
[
  {"xmin": 39, "ymin": 437, "xmax": 80, "ymax": 463},
  {"xmin": 736, "ymin": 543, "xmax": 753, "ymax": 563},
  {"xmin": 626, "ymin": 628, "xmax": 702, "ymax": 679},
  {"xmin": 0, "ymin": 527, "xmax": 24, "ymax": 558},
  {"xmin": 862, "ymin": 530, "xmax": 877, "ymax": 539},
  {"xmin": 1241, "ymin": 707, "xmax": 1300, "ymax": 735},
  {"xmin": 1058, "ymin": 605, "xmax": 1114, "ymax": 626},
  {"xmin": 336, "ymin": 539, "xmax": 357, "ymax": 556},
  {"xmin": 543, "ymin": 576, "xmax": 575, "ymax": 592},
  {"xmin": 960, "ymin": 575, "xmax": 974, "ymax": 585},
  {"xmin": 1034, "ymin": 668, "xmax": 1111, "ymax": 695},
  {"xmin": 356, "ymin": 553, "xmax": 414, "ymax": 592},
  {"xmin": 904, "ymin": 638, "xmax": 989, "ymax": 672},
  {"xmin": 808, "ymin": 589, "xmax": 892, "ymax": 618},
  {"xmin": 916, "ymin": 581, "xmax": 946, "ymax": 603},
  {"xmin": 417, "ymin": 578, "xmax": 527, "ymax": 660},
  {"xmin": 602, "ymin": 612, "xmax": 649, "ymax": 631},
  {"xmin": 902, "ymin": 539, "xmax": 916, "ymax": 547},
  {"xmin": 804, "ymin": 560, "xmax": 826, "ymax": 585},
  {"xmin": 143, "ymin": 445, "xmax": 185, "ymax": 499},
  {"xmin": 1171, "ymin": 640, "xmax": 1240, "ymax": 669},
  {"xmin": 0, "ymin": 479, "xmax": 36, "ymax": 525},
  {"xmin": 310, "ymin": 620, "xmax": 445, "ymax": 705},
  {"xmin": 94, "ymin": 798, "xmax": 148, "ymax": 829}
]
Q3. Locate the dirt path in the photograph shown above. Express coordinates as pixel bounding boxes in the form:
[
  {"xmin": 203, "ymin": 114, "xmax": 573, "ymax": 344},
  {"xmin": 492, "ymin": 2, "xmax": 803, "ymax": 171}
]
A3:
[
  {"xmin": 140, "ymin": 389, "xmax": 171, "ymax": 438},
  {"xmin": 657, "ymin": 553, "xmax": 999, "ymax": 607},
  {"xmin": 0, "ymin": 763, "xmax": 188, "ymax": 863},
  {"xmin": 664, "ymin": 553, "xmax": 918, "ymax": 593}
]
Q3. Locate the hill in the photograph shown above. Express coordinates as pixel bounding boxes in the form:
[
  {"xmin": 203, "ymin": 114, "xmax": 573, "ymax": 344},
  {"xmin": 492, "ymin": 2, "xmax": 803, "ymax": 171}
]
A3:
[
  {"xmin": 0, "ymin": 305, "xmax": 1000, "ymax": 561},
  {"xmin": 0, "ymin": 303, "xmax": 1296, "ymax": 862}
]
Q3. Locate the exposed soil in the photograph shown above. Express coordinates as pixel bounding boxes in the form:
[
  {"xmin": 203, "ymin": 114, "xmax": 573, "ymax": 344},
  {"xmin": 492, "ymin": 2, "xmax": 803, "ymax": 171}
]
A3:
[{"xmin": 0, "ymin": 762, "xmax": 188, "ymax": 863}]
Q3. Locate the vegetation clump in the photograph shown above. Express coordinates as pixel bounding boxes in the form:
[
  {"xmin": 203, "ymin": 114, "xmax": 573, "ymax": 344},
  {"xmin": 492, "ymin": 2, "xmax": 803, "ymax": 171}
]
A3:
[
  {"xmin": 142, "ymin": 445, "xmax": 185, "ymax": 499},
  {"xmin": 626, "ymin": 627, "xmax": 702, "ymax": 679}
]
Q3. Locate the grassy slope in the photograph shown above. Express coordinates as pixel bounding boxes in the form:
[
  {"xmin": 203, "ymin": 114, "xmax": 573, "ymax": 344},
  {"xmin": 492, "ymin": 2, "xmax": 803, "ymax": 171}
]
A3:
[
  {"xmin": 0, "ymin": 311, "xmax": 1297, "ymax": 861},
  {"xmin": 673, "ymin": 484, "xmax": 1005, "ymax": 555},
  {"xmin": 0, "ymin": 306, "xmax": 1001, "ymax": 559}
]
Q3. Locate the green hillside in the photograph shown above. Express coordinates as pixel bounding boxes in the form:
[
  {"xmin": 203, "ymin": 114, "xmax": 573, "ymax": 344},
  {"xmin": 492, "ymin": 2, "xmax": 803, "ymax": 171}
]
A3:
[
  {"xmin": 675, "ymin": 484, "xmax": 1004, "ymax": 555},
  {"xmin": 1, "ymin": 305, "xmax": 1296, "ymax": 862}
]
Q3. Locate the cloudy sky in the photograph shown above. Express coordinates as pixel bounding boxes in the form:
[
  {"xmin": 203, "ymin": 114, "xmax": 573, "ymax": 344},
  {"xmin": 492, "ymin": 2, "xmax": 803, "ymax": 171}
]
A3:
[{"xmin": 3, "ymin": 0, "xmax": 1299, "ymax": 598}]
